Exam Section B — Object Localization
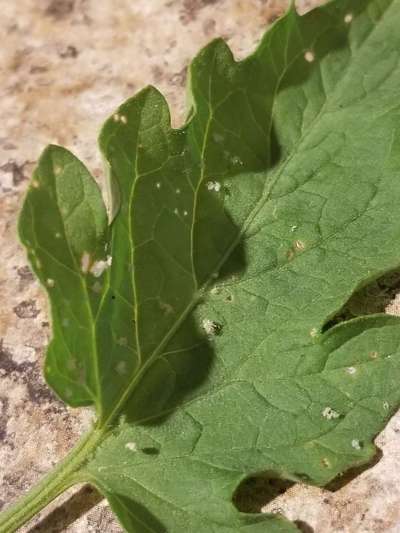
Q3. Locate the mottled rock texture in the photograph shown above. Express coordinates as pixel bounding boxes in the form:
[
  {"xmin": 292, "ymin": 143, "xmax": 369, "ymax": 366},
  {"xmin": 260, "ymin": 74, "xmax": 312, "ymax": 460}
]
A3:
[{"xmin": 1, "ymin": 1, "xmax": 400, "ymax": 531}]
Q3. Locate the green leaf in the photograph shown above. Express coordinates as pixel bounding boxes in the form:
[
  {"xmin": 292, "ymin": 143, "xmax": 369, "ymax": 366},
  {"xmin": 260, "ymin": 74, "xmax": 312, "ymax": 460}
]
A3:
[{"xmin": 3, "ymin": 0, "xmax": 400, "ymax": 531}]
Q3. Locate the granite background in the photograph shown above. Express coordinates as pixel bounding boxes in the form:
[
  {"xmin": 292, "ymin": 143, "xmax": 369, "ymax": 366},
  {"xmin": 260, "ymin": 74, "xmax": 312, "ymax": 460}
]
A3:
[{"xmin": 1, "ymin": 0, "xmax": 400, "ymax": 531}]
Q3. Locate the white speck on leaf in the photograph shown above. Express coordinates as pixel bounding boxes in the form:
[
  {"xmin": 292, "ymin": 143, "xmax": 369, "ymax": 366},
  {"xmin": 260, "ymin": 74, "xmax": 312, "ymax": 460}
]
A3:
[
  {"xmin": 31, "ymin": 180, "xmax": 40, "ymax": 189},
  {"xmin": 232, "ymin": 155, "xmax": 243, "ymax": 165},
  {"xmin": 116, "ymin": 361, "xmax": 127, "ymax": 375},
  {"xmin": 310, "ymin": 328, "xmax": 318, "ymax": 338},
  {"xmin": 213, "ymin": 132, "xmax": 224, "ymax": 143},
  {"xmin": 92, "ymin": 282, "xmax": 102, "ymax": 293},
  {"xmin": 351, "ymin": 439, "xmax": 361, "ymax": 450},
  {"xmin": 117, "ymin": 337, "xmax": 128, "ymax": 346},
  {"xmin": 294, "ymin": 240, "xmax": 305, "ymax": 251},
  {"xmin": 174, "ymin": 208, "xmax": 179, "ymax": 215},
  {"xmin": 176, "ymin": 188, "xmax": 181, "ymax": 194},
  {"xmin": 383, "ymin": 401, "xmax": 389, "ymax": 410},
  {"xmin": 55, "ymin": 232, "xmax": 61, "ymax": 239},
  {"xmin": 183, "ymin": 210, "xmax": 188, "ymax": 216},
  {"xmin": 113, "ymin": 113, "xmax": 120, "ymax": 122},
  {"xmin": 90, "ymin": 255, "xmax": 112, "ymax": 277},
  {"xmin": 322, "ymin": 407, "xmax": 340, "ymax": 420},
  {"xmin": 81, "ymin": 252, "xmax": 91, "ymax": 274},
  {"xmin": 125, "ymin": 442, "xmax": 137, "ymax": 452},
  {"xmin": 346, "ymin": 366, "xmax": 357, "ymax": 375},
  {"xmin": 120, "ymin": 115, "xmax": 128, "ymax": 124},
  {"xmin": 46, "ymin": 278, "xmax": 55, "ymax": 288},
  {"xmin": 291, "ymin": 225, "xmax": 298, "ymax": 232},
  {"xmin": 156, "ymin": 182, "xmax": 161, "ymax": 189},
  {"xmin": 304, "ymin": 50, "xmax": 315, "ymax": 63},
  {"xmin": 344, "ymin": 13, "xmax": 353, "ymax": 23}
]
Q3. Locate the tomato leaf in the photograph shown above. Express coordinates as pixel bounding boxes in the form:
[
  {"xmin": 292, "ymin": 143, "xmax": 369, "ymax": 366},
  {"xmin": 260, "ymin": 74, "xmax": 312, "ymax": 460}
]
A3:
[{"xmin": 5, "ymin": 0, "xmax": 400, "ymax": 531}]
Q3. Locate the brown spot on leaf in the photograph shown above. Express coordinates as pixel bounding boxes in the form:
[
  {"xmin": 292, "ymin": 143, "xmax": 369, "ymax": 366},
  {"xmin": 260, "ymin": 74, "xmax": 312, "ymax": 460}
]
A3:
[{"xmin": 13, "ymin": 299, "xmax": 41, "ymax": 319}]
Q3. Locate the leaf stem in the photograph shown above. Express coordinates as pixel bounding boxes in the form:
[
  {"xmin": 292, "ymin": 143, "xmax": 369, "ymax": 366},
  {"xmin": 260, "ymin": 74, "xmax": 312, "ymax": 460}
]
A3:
[{"xmin": 0, "ymin": 427, "xmax": 103, "ymax": 533}]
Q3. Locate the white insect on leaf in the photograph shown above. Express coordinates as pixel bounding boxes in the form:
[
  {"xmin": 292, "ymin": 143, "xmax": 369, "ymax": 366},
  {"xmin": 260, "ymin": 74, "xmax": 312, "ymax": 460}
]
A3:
[
  {"xmin": 322, "ymin": 407, "xmax": 340, "ymax": 420},
  {"xmin": 206, "ymin": 180, "xmax": 221, "ymax": 192},
  {"xmin": 90, "ymin": 255, "xmax": 112, "ymax": 277},
  {"xmin": 201, "ymin": 318, "xmax": 221, "ymax": 337}
]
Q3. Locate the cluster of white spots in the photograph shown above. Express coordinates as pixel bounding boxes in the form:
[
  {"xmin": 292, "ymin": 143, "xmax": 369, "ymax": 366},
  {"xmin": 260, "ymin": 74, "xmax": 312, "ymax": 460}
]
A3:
[
  {"xmin": 304, "ymin": 50, "xmax": 315, "ymax": 63},
  {"xmin": 176, "ymin": 188, "xmax": 181, "ymax": 194},
  {"xmin": 294, "ymin": 239, "xmax": 305, "ymax": 251},
  {"xmin": 81, "ymin": 252, "xmax": 91, "ymax": 274},
  {"xmin": 351, "ymin": 439, "xmax": 361, "ymax": 450},
  {"xmin": 346, "ymin": 366, "xmax": 357, "ymax": 375},
  {"xmin": 91, "ymin": 281, "xmax": 102, "ymax": 294},
  {"xmin": 202, "ymin": 318, "xmax": 221, "ymax": 337},
  {"xmin": 383, "ymin": 401, "xmax": 390, "ymax": 410},
  {"xmin": 322, "ymin": 406, "xmax": 340, "ymax": 420},
  {"xmin": 90, "ymin": 255, "xmax": 112, "ymax": 277},
  {"xmin": 125, "ymin": 441, "xmax": 137, "ymax": 452},
  {"xmin": 310, "ymin": 328, "xmax": 318, "ymax": 338},
  {"xmin": 31, "ymin": 179, "xmax": 40, "ymax": 189},
  {"xmin": 116, "ymin": 361, "xmax": 128, "ymax": 375},
  {"xmin": 113, "ymin": 113, "xmax": 127, "ymax": 124},
  {"xmin": 344, "ymin": 13, "xmax": 353, "ymax": 24},
  {"xmin": 183, "ymin": 210, "xmax": 188, "ymax": 217},
  {"xmin": 46, "ymin": 278, "xmax": 55, "ymax": 288},
  {"xmin": 321, "ymin": 457, "xmax": 331, "ymax": 468},
  {"xmin": 206, "ymin": 180, "xmax": 221, "ymax": 192},
  {"xmin": 55, "ymin": 232, "xmax": 62, "ymax": 239},
  {"xmin": 156, "ymin": 182, "xmax": 161, "ymax": 189},
  {"xmin": 210, "ymin": 286, "xmax": 220, "ymax": 295},
  {"xmin": 117, "ymin": 337, "xmax": 128, "ymax": 346},
  {"xmin": 231, "ymin": 155, "xmax": 243, "ymax": 166}
]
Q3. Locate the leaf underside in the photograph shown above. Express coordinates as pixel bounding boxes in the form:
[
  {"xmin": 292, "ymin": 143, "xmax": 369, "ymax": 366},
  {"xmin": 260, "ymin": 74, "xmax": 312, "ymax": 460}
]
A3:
[{"xmin": 18, "ymin": 0, "xmax": 400, "ymax": 531}]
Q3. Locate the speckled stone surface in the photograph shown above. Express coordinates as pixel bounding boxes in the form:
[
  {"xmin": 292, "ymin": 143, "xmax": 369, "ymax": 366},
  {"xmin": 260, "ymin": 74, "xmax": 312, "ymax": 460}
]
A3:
[{"xmin": 1, "ymin": 1, "xmax": 400, "ymax": 532}]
